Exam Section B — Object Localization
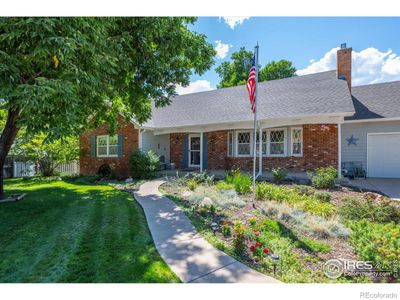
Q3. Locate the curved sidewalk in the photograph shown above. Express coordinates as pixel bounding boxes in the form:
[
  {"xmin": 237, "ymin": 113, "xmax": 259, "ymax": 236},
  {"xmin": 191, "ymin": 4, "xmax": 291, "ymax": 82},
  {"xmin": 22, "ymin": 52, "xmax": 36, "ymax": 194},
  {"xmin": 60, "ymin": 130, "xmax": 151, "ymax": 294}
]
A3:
[{"xmin": 133, "ymin": 180, "xmax": 280, "ymax": 283}]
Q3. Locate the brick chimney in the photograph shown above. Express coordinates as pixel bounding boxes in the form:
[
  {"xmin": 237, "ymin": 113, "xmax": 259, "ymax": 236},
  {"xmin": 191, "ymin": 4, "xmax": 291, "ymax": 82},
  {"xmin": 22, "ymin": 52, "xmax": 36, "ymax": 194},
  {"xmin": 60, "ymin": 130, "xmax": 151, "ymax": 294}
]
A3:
[{"xmin": 337, "ymin": 43, "xmax": 352, "ymax": 92}]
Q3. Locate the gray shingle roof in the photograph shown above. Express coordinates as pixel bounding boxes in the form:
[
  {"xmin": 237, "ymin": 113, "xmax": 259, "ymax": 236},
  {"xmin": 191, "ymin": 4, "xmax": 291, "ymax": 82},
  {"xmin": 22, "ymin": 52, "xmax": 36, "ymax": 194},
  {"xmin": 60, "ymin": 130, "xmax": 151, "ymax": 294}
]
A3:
[
  {"xmin": 145, "ymin": 70, "xmax": 355, "ymax": 128},
  {"xmin": 345, "ymin": 80, "xmax": 400, "ymax": 120}
]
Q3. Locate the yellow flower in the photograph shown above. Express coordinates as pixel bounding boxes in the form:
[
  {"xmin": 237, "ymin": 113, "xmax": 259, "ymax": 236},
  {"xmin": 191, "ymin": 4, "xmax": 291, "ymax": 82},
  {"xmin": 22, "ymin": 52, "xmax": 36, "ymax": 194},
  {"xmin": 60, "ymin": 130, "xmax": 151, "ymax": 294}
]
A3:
[{"xmin": 53, "ymin": 55, "xmax": 59, "ymax": 68}]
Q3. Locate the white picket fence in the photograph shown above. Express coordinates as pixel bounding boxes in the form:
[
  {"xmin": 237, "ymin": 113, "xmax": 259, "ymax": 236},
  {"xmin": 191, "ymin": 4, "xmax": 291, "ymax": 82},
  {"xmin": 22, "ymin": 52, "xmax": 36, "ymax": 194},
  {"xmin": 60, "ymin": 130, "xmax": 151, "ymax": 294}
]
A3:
[{"xmin": 12, "ymin": 161, "xmax": 79, "ymax": 177}]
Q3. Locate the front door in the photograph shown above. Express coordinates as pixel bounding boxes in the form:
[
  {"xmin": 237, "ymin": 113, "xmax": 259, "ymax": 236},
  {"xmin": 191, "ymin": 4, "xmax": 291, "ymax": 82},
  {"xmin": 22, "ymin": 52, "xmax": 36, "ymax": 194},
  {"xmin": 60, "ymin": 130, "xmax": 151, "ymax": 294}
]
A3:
[{"xmin": 189, "ymin": 134, "xmax": 201, "ymax": 167}]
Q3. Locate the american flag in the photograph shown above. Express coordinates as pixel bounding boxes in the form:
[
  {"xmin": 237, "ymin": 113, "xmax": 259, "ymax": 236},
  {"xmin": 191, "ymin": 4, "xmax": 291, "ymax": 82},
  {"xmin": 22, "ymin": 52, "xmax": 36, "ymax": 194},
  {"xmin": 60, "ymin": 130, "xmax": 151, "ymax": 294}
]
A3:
[{"xmin": 246, "ymin": 54, "xmax": 257, "ymax": 113}]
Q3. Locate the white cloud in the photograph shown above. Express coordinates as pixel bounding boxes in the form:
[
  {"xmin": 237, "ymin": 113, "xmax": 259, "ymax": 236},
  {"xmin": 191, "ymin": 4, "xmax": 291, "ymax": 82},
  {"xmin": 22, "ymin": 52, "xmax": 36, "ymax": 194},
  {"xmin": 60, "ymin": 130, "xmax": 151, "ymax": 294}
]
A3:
[
  {"xmin": 175, "ymin": 80, "xmax": 213, "ymax": 95},
  {"xmin": 214, "ymin": 40, "xmax": 232, "ymax": 59},
  {"xmin": 220, "ymin": 17, "xmax": 250, "ymax": 29},
  {"xmin": 297, "ymin": 47, "xmax": 400, "ymax": 86}
]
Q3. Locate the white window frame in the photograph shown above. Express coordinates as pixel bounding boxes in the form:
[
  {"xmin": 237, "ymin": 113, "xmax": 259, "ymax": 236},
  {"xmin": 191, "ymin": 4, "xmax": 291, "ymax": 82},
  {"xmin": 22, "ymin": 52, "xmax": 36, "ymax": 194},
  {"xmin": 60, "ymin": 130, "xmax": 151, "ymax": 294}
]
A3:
[
  {"xmin": 291, "ymin": 127, "xmax": 303, "ymax": 157},
  {"xmin": 236, "ymin": 130, "xmax": 252, "ymax": 157},
  {"xmin": 256, "ymin": 130, "xmax": 268, "ymax": 156},
  {"xmin": 97, "ymin": 135, "xmax": 118, "ymax": 158},
  {"xmin": 267, "ymin": 128, "xmax": 287, "ymax": 157},
  {"xmin": 188, "ymin": 133, "xmax": 201, "ymax": 167},
  {"xmin": 227, "ymin": 131, "xmax": 234, "ymax": 157}
]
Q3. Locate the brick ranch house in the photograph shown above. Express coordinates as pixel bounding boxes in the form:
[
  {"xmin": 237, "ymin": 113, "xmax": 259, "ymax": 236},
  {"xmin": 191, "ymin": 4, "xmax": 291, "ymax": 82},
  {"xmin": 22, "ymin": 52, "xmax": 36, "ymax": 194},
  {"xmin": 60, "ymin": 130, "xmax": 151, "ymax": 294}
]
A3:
[{"xmin": 80, "ymin": 45, "xmax": 400, "ymax": 179}]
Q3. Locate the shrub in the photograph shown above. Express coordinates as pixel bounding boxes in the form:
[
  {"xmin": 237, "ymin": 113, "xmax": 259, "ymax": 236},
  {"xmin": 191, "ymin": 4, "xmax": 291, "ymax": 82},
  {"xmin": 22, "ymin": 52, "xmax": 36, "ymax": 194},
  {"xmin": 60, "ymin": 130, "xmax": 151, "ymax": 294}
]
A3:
[
  {"xmin": 339, "ymin": 197, "xmax": 400, "ymax": 223},
  {"xmin": 187, "ymin": 171, "xmax": 215, "ymax": 185},
  {"xmin": 256, "ymin": 182, "xmax": 336, "ymax": 217},
  {"xmin": 262, "ymin": 201, "xmax": 350, "ymax": 238},
  {"xmin": 187, "ymin": 179, "xmax": 197, "ymax": 191},
  {"xmin": 308, "ymin": 166, "xmax": 338, "ymax": 189},
  {"xmin": 290, "ymin": 184, "xmax": 316, "ymax": 196},
  {"xmin": 349, "ymin": 220, "xmax": 400, "ymax": 270},
  {"xmin": 225, "ymin": 170, "xmax": 252, "ymax": 194},
  {"xmin": 215, "ymin": 181, "xmax": 235, "ymax": 191},
  {"xmin": 221, "ymin": 223, "xmax": 231, "ymax": 237},
  {"xmin": 130, "ymin": 149, "xmax": 160, "ymax": 179},
  {"xmin": 189, "ymin": 186, "xmax": 246, "ymax": 209},
  {"xmin": 314, "ymin": 191, "xmax": 332, "ymax": 202},
  {"xmin": 272, "ymin": 167, "xmax": 288, "ymax": 184}
]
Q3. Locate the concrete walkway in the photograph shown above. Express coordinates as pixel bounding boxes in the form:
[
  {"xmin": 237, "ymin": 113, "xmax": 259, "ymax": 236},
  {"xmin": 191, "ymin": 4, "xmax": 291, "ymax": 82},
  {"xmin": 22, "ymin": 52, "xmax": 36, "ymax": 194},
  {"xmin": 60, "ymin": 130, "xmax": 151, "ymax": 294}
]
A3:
[
  {"xmin": 346, "ymin": 178, "xmax": 400, "ymax": 201},
  {"xmin": 133, "ymin": 180, "xmax": 280, "ymax": 283}
]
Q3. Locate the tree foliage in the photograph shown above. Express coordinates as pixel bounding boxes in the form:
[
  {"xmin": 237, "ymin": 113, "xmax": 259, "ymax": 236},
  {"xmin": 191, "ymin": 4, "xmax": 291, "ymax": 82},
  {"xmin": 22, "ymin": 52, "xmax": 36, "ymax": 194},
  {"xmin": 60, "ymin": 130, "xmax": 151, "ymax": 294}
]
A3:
[
  {"xmin": 0, "ymin": 17, "xmax": 215, "ymax": 194},
  {"xmin": 215, "ymin": 47, "xmax": 296, "ymax": 88},
  {"xmin": 11, "ymin": 133, "xmax": 79, "ymax": 176}
]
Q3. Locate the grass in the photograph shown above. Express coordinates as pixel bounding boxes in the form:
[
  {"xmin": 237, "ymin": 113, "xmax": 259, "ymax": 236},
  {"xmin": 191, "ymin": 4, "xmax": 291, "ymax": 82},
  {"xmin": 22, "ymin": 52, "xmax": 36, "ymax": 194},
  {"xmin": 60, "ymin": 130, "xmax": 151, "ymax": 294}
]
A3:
[{"xmin": 0, "ymin": 178, "xmax": 179, "ymax": 283}]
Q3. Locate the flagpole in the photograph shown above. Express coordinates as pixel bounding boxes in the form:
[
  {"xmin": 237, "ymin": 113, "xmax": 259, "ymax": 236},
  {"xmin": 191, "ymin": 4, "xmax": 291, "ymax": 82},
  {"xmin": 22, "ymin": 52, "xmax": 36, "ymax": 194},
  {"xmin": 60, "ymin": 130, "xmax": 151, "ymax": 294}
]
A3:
[{"xmin": 252, "ymin": 43, "xmax": 259, "ymax": 203}]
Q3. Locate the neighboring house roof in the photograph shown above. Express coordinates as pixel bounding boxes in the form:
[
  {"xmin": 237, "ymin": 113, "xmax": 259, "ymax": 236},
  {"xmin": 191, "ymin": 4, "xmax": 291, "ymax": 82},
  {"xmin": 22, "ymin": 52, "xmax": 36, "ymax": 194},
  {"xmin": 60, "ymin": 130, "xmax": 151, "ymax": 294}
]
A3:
[
  {"xmin": 345, "ymin": 80, "xmax": 400, "ymax": 121},
  {"xmin": 144, "ymin": 70, "xmax": 355, "ymax": 129}
]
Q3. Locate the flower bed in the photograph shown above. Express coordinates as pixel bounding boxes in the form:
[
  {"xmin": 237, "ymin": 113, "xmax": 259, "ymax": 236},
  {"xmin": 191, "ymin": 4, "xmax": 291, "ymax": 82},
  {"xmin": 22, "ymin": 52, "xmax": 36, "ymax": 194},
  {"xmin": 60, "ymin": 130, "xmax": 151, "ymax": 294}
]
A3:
[{"xmin": 160, "ymin": 170, "xmax": 399, "ymax": 283}]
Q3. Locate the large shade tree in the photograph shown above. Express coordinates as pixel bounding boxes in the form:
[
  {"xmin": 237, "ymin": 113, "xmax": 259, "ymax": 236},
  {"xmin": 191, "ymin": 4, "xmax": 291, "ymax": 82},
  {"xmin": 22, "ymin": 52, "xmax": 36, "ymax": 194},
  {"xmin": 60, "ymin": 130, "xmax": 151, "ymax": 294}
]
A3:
[
  {"xmin": 0, "ymin": 17, "xmax": 215, "ymax": 196},
  {"xmin": 215, "ymin": 47, "xmax": 296, "ymax": 88}
]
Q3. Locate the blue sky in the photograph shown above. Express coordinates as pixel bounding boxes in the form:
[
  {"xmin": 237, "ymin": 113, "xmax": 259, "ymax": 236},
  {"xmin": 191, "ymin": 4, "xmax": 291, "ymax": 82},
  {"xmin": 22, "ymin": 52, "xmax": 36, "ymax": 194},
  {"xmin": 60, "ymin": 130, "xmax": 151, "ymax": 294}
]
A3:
[{"xmin": 177, "ymin": 17, "xmax": 400, "ymax": 94}]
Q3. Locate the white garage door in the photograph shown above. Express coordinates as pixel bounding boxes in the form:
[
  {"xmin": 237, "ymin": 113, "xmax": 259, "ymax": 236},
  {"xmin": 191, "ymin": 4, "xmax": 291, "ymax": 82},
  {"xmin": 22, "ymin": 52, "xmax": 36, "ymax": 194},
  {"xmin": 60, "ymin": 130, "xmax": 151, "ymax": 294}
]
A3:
[{"xmin": 368, "ymin": 133, "xmax": 400, "ymax": 178}]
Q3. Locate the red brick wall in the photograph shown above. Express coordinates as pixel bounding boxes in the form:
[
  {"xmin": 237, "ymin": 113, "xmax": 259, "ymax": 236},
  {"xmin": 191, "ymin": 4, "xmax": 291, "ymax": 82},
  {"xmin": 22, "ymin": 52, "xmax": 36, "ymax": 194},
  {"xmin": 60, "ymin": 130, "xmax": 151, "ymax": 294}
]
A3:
[
  {"xmin": 169, "ymin": 124, "xmax": 338, "ymax": 172},
  {"xmin": 170, "ymin": 133, "xmax": 186, "ymax": 169},
  {"xmin": 80, "ymin": 117, "xmax": 139, "ymax": 177}
]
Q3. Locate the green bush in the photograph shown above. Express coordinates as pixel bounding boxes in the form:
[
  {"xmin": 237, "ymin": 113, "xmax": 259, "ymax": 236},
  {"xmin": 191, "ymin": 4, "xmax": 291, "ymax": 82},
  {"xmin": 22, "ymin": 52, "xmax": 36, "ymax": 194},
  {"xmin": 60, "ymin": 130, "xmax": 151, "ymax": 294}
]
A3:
[
  {"xmin": 349, "ymin": 220, "xmax": 400, "ymax": 271},
  {"xmin": 215, "ymin": 181, "xmax": 235, "ymax": 191},
  {"xmin": 187, "ymin": 179, "xmax": 197, "ymax": 191},
  {"xmin": 339, "ymin": 197, "xmax": 400, "ymax": 223},
  {"xmin": 272, "ymin": 167, "xmax": 288, "ymax": 184},
  {"xmin": 290, "ymin": 184, "xmax": 316, "ymax": 196},
  {"xmin": 130, "ymin": 149, "xmax": 160, "ymax": 179},
  {"xmin": 186, "ymin": 171, "xmax": 214, "ymax": 185},
  {"xmin": 298, "ymin": 238, "xmax": 331, "ymax": 253},
  {"xmin": 256, "ymin": 182, "xmax": 336, "ymax": 217},
  {"xmin": 225, "ymin": 170, "xmax": 252, "ymax": 194},
  {"xmin": 308, "ymin": 166, "xmax": 338, "ymax": 189},
  {"xmin": 314, "ymin": 191, "xmax": 332, "ymax": 202}
]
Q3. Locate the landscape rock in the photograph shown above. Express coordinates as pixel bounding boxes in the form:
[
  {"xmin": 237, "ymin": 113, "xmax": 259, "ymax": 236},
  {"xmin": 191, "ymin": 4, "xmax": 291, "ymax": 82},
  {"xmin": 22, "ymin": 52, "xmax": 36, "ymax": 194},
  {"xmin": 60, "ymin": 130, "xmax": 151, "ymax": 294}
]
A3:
[
  {"xmin": 125, "ymin": 177, "xmax": 133, "ymax": 183},
  {"xmin": 199, "ymin": 196, "xmax": 214, "ymax": 207}
]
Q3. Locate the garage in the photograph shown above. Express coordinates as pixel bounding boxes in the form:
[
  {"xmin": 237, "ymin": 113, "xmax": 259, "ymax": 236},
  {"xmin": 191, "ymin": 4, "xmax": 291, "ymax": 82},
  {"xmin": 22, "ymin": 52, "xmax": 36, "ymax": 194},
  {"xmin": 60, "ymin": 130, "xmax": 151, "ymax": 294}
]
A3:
[{"xmin": 367, "ymin": 133, "xmax": 400, "ymax": 178}]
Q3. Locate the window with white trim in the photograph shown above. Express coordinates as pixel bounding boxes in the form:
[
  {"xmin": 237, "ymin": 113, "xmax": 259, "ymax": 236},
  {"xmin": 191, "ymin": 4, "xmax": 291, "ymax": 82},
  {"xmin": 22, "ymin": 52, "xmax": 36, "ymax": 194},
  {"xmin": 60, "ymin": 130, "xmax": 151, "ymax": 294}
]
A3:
[
  {"xmin": 228, "ymin": 132, "xmax": 234, "ymax": 156},
  {"xmin": 97, "ymin": 135, "xmax": 118, "ymax": 157},
  {"xmin": 237, "ymin": 131, "xmax": 251, "ymax": 156},
  {"xmin": 291, "ymin": 128, "xmax": 303, "ymax": 156},
  {"xmin": 256, "ymin": 130, "xmax": 267, "ymax": 155},
  {"xmin": 268, "ymin": 129, "xmax": 286, "ymax": 156}
]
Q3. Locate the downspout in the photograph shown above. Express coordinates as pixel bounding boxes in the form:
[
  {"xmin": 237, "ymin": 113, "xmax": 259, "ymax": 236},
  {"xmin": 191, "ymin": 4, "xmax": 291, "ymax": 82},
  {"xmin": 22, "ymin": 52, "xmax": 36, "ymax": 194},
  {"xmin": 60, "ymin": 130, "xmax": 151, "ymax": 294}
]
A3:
[
  {"xmin": 200, "ymin": 132, "xmax": 203, "ymax": 173},
  {"xmin": 338, "ymin": 123, "xmax": 342, "ymax": 178},
  {"xmin": 257, "ymin": 122, "xmax": 262, "ymax": 179}
]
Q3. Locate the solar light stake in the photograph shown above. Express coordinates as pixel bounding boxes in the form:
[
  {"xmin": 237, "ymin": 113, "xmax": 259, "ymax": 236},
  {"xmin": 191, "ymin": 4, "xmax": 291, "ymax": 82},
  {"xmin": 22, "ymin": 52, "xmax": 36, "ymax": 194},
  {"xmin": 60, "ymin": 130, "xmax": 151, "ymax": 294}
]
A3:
[
  {"xmin": 210, "ymin": 222, "xmax": 219, "ymax": 234},
  {"xmin": 269, "ymin": 254, "xmax": 280, "ymax": 275}
]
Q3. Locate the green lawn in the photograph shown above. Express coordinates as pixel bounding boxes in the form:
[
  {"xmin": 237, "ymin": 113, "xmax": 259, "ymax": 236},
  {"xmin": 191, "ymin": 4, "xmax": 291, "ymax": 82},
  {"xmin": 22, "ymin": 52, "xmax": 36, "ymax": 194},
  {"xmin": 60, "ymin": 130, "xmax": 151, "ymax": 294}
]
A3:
[{"xmin": 0, "ymin": 178, "xmax": 180, "ymax": 283}]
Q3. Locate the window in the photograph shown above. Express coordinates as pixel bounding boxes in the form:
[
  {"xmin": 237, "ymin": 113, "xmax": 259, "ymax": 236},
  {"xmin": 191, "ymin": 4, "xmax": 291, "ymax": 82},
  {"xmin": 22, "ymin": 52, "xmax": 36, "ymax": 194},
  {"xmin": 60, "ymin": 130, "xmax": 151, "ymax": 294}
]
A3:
[
  {"xmin": 256, "ymin": 130, "xmax": 267, "ymax": 155},
  {"xmin": 237, "ymin": 131, "xmax": 251, "ymax": 156},
  {"xmin": 228, "ymin": 132, "xmax": 234, "ymax": 156},
  {"xmin": 291, "ymin": 128, "xmax": 303, "ymax": 156},
  {"xmin": 97, "ymin": 135, "xmax": 118, "ymax": 157},
  {"xmin": 268, "ymin": 129, "xmax": 286, "ymax": 156}
]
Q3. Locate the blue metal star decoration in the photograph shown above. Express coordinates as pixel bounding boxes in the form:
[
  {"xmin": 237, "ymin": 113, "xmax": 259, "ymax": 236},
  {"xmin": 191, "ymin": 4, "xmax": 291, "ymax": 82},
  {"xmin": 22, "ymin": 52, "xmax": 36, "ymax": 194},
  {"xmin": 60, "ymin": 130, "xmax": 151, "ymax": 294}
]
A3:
[{"xmin": 346, "ymin": 135, "xmax": 359, "ymax": 146}]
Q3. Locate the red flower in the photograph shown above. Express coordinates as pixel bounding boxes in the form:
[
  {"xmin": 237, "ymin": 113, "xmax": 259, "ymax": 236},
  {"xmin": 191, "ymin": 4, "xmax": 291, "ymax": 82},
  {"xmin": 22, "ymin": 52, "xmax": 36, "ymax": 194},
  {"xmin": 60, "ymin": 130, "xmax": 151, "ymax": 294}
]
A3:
[
  {"xmin": 249, "ymin": 245, "xmax": 256, "ymax": 252},
  {"xmin": 255, "ymin": 242, "xmax": 261, "ymax": 247},
  {"xmin": 254, "ymin": 231, "xmax": 260, "ymax": 236},
  {"xmin": 263, "ymin": 247, "xmax": 270, "ymax": 254}
]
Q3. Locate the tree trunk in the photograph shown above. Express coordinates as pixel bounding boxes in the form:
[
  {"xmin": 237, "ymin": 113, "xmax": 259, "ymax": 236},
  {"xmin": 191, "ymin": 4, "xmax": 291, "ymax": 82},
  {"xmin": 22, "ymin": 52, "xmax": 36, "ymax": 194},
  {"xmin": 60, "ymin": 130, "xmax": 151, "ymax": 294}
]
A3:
[{"xmin": 0, "ymin": 107, "xmax": 20, "ymax": 198}]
